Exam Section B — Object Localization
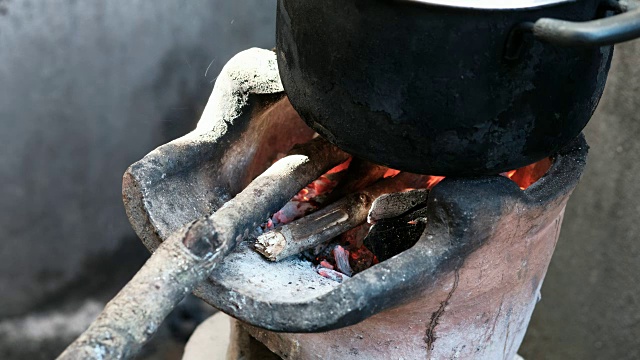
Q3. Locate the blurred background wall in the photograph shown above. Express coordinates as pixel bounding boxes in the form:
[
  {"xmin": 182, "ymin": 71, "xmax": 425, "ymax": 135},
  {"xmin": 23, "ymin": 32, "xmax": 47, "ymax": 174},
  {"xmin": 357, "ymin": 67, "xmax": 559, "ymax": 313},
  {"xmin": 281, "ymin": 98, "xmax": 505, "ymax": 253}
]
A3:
[
  {"xmin": 520, "ymin": 40, "xmax": 640, "ymax": 359},
  {"xmin": 0, "ymin": 1, "xmax": 276, "ymax": 358},
  {"xmin": 0, "ymin": 1, "xmax": 639, "ymax": 359}
]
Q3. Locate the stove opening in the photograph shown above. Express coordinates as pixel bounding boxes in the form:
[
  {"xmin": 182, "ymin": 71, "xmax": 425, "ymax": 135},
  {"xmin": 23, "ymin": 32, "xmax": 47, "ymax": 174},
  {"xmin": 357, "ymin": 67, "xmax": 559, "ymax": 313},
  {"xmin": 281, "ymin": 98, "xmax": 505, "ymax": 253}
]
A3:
[{"xmin": 253, "ymin": 135, "xmax": 553, "ymax": 279}]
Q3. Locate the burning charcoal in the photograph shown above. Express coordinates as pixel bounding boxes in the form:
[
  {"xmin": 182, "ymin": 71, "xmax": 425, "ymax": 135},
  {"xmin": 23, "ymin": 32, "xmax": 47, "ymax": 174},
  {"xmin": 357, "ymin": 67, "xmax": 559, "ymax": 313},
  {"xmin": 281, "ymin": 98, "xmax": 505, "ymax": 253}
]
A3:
[
  {"xmin": 299, "ymin": 241, "xmax": 336, "ymax": 263},
  {"xmin": 507, "ymin": 158, "xmax": 553, "ymax": 190},
  {"xmin": 316, "ymin": 266, "xmax": 351, "ymax": 283},
  {"xmin": 255, "ymin": 172, "xmax": 430, "ymax": 261},
  {"xmin": 270, "ymin": 174, "xmax": 339, "ymax": 225},
  {"xmin": 319, "ymin": 260, "xmax": 334, "ymax": 270},
  {"xmin": 259, "ymin": 164, "xmax": 347, "ymax": 232},
  {"xmin": 349, "ymin": 246, "xmax": 377, "ymax": 274},
  {"xmin": 383, "ymin": 169, "xmax": 401, "ymax": 178},
  {"xmin": 265, "ymin": 219, "xmax": 275, "ymax": 230},
  {"xmin": 326, "ymin": 156, "xmax": 352, "ymax": 174},
  {"xmin": 332, "ymin": 245, "xmax": 353, "ymax": 276},
  {"xmin": 340, "ymin": 223, "xmax": 371, "ymax": 249},
  {"xmin": 325, "ymin": 158, "xmax": 389, "ymax": 202},
  {"xmin": 272, "ymin": 200, "xmax": 316, "ymax": 224},
  {"xmin": 426, "ymin": 175, "xmax": 445, "ymax": 189},
  {"xmin": 302, "ymin": 175, "xmax": 338, "ymax": 199},
  {"xmin": 364, "ymin": 206, "xmax": 430, "ymax": 262}
]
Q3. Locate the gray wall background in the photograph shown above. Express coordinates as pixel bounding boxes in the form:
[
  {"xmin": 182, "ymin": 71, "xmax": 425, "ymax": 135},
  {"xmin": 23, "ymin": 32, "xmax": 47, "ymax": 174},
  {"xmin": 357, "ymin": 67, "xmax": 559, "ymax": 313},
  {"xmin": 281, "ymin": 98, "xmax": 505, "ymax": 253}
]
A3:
[
  {"xmin": 0, "ymin": 0, "xmax": 276, "ymax": 318},
  {"xmin": 1, "ymin": 1, "xmax": 639, "ymax": 358}
]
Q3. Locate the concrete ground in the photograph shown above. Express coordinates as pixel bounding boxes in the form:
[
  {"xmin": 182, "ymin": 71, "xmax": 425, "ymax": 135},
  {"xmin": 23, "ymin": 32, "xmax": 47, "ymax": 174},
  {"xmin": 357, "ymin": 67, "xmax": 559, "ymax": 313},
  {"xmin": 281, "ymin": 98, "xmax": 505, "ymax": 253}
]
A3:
[
  {"xmin": 183, "ymin": 313, "xmax": 231, "ymax": 360},
  {"xmin": 183, "ymin": 313, "xmax": 528, "ymax": 360}
]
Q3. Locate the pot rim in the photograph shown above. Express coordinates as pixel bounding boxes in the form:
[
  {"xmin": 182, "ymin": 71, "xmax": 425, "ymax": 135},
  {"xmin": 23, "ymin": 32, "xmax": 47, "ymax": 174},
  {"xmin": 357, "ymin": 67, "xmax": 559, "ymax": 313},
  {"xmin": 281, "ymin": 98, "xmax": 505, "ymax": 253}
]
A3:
[{"xmin": 396, "ymin": 0, "xmax": 574, "ymax": 10}]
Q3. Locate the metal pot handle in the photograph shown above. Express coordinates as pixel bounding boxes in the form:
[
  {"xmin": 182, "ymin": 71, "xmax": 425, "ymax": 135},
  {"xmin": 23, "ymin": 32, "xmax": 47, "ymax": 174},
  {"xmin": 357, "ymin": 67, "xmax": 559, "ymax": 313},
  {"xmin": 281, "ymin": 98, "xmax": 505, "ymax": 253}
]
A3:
[{"xmin": 530, "ymin": 1, "xmax": 640, "ymax": 46}]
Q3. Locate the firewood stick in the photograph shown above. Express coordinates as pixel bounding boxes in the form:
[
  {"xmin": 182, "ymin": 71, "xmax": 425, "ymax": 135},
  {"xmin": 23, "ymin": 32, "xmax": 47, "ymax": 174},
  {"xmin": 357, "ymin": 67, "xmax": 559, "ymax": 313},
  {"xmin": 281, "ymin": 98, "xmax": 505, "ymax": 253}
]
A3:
[
  {"xmin": 255, "ymin": 172, "xmax": 429, "ymax": 262},
  {"xmin": 57, "ymin": 137, "xmax": 349, "ymax": 360}
]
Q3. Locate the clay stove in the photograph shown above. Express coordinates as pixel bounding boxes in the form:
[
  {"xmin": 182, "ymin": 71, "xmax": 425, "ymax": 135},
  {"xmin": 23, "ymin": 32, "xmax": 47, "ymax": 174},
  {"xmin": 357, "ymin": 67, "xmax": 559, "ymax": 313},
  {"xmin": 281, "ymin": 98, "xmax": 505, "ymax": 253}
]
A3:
[{"xmin": 123, "ymin": 49, "xmax": 588, "ymax": 359}]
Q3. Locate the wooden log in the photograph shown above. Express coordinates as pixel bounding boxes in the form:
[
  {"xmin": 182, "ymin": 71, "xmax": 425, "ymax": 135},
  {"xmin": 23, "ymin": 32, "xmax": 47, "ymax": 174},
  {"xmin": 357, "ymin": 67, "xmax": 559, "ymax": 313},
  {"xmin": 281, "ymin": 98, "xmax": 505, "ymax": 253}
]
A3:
[
  {"xmin": 367, "ymin": 188, "xmax": 430, "ymax": 223},
  {"xmin": 254, "ymin": 172, "xmax": 429, "ymax": 262},
  {"xmin": 57, "ymin": 137, "xmax": 349, "ymax": 360}
]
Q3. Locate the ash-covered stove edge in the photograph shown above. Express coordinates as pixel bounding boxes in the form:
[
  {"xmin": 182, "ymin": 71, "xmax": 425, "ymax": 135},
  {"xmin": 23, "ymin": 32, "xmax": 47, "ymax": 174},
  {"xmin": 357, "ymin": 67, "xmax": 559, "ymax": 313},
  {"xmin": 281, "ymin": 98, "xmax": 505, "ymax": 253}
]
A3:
[{"xmin": 123, "ymin": 48, "xmax": 588, "ymax": 359}]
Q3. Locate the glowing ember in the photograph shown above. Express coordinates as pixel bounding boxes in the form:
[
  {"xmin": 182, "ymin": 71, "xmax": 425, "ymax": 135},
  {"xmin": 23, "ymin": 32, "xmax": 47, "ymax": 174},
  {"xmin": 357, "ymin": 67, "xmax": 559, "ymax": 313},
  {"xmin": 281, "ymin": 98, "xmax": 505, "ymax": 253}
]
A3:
[
  {"xmin": 271, "ymin": 201, "xmax": 316, "ymax": 224},
  {"xmin": 349, "ymin": 246, "xmax": 378, "ymax": 273},
  {"xmin": 426, "ymin": 175, "xmax": 445, "ymax": 189},
  {"xmin": 383, "ymin": 169, "xmax": 401, "ymax": 178},
  {"xmin": 340, "ymin": 224, "xmax": 371, "ymax": 249},
  {"xmin": 319, "ymin": 260, "xmax": 334, "ymax": 270},
  {"xmin": 306, "ymin": 224, "xmax": 377, "ymax": 277},
  {"xmin": 259, "ymin": 144, "xmax": 553, "ymax": 281},
  {"xmin": 326, "ymin": 157, "xmax": 352, "ymax": 174},
  {"xmin": 263, "ymin": 159, "xmax": 351, "ymax": 229},
  {"xmin": 316, "ymin": 267, "xmax": 350, "ymax": 283},
  {"xmin": 509, "ymin": 158, "xmax": 553, "ymax": 189},
  {"xmin": 293, "ymin": 175, "xmax": 335, "ymax": 202},
  {"xmin": 504, "ymin": 170, "xmax": 517, "ymax": 179}
]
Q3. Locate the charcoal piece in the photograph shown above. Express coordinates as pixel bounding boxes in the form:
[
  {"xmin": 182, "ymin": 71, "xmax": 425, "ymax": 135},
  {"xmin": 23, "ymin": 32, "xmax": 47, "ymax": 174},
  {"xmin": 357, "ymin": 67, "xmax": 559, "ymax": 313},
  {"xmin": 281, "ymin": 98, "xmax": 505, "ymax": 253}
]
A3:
[
  {"xmin": 316, "ymin": 267, "xmax": 351, "ymax": 283},
  {"xmin": 363, "ymin": 207, "xmax": 429, "ymax": 262},
  {"xmin": 332, "ymin": 245, "xmax": 353, "ymax": 276},
  {"xmin": 349, "ymin": 246, "xmax": 376, "ymax": 274},
  {"xmin": 319, "ymin": 260, "xmax": 334, "ymax": 270},
  {"xmin": 340, "ymin": 223, "xmax": 371, "ymax": 249}
]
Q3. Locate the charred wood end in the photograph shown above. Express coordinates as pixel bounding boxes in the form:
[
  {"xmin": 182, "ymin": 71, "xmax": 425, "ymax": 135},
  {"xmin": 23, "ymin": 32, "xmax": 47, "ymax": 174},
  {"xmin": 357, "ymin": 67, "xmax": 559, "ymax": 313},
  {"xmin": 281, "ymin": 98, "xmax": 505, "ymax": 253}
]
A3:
[
  {"xmin": 181, "ymin": 219, "xmax": 218, "ymax": 258},
  {"xmin": 254, "ymin": 231, "xmax": 287, "ymax": 261}
]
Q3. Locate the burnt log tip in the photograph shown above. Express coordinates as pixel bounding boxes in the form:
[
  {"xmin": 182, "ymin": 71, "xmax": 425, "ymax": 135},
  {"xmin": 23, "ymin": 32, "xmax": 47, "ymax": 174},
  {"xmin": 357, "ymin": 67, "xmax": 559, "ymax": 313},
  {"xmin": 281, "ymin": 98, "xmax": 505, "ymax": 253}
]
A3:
[
  {"xmin": 255, "ymin": 231, "xmax": 287, "ymax": 261},
  {"xmin": 180, "ymin": 219, "xmax": 222, "ymax": 259}
]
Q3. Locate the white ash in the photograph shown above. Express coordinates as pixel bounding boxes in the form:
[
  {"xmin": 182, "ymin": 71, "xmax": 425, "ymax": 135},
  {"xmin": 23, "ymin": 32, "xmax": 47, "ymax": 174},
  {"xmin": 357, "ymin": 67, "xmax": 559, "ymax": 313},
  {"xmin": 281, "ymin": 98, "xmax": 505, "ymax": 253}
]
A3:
[{"xmin": 209, "ymin": 241, "xmax": 341, "ymax": 303}]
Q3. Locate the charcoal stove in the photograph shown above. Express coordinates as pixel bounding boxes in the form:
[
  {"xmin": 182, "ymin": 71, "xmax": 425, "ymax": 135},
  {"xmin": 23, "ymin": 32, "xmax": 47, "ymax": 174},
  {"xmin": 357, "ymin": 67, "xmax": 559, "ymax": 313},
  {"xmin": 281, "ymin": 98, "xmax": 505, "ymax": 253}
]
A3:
[{"xmin": 121, "ymin": 49, "xmax": 588, "ymax": 359}]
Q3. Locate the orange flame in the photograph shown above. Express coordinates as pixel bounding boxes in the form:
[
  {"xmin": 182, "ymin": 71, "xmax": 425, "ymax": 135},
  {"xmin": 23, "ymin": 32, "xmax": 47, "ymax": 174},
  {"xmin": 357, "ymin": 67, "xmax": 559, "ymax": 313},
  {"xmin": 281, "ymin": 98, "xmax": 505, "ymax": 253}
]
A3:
[
  {"xmin": 326, "ymin": 157, "xmax": 352, "ymax": 174},
  {"xmin": 383, "ymin": 168, "xmax": 401, "ymax": 178},
  {"xmin": 505, "ymin": 158, "xmax": 552, "ymax": 190},
  {"xmin": 426, "ymin": 176, "xmax": 445, "ymax": 189},
  {"xmin": 504, "ymin": 170, "xmax": 517, "ymax": 180}
]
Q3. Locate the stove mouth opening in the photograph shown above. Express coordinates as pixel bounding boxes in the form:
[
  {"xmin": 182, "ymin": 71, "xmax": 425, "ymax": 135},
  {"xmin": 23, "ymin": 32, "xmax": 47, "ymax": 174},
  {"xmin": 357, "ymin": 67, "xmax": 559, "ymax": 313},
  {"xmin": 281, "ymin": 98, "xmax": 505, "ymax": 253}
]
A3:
[
  {"xmin": 123, "ymin": 48, "xmax": 587, "ymax": 333},
  {"xmin": 194, "ymin": 112, "xmax": 578, "ymax": 332},
  {"xmin": 249, "ymin": 133, "xmax": 554, "ymax": 279},
  {"xmin": 190, "ymin": 97, "xmax": 571, "ymax": 331}
]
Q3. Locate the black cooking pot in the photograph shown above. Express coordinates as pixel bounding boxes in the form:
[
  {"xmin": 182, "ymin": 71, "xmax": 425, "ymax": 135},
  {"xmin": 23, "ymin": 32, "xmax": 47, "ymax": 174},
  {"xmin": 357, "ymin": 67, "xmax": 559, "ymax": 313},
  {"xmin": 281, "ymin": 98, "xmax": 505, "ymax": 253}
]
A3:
[{"xmin": 276, "ymin": 0, "xmax": 640, "ymax": 175}]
